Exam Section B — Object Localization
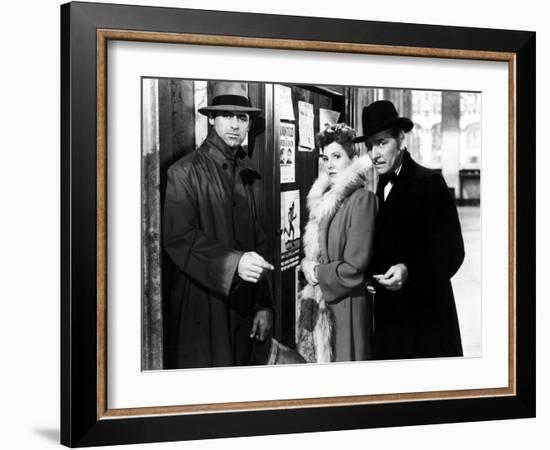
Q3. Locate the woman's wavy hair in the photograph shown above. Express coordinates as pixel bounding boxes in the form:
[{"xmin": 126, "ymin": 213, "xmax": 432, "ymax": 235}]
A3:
[{"xmin": 316, "ymin": 123, "xmax": 358, "ymax": 158}]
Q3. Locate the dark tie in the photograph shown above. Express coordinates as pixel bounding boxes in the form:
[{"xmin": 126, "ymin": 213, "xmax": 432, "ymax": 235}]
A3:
[{"xmin": 382, "ymin": 171, "xmax": 399, "ymax": 185}]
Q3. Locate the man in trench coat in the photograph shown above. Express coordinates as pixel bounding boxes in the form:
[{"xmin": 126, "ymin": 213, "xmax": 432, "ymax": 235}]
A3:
[
  {"xmin": 163, "ymin": 82, "xmax": 274, "ymax": 369},
  {"xmin": 354, "ymin": 100, "xmax": 465, "ymax": 360}
]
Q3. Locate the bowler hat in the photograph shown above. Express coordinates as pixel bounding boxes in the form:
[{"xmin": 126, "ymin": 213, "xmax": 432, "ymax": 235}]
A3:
[
  {"xmin": 353, "ymin": 100, "xmax": 413, "ymax": 143},
  {"xmin": 198, "ymin": 81, "xmax": 263, "ymax": 116}
]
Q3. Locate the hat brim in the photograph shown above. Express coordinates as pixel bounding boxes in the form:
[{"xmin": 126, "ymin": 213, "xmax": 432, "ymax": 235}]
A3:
[
  {"xmin": 198, "ymin": 105, "xmax": 263, "ymax": 116},
  {"xmin": 353, "ymin": 117, "xmax": 414, "ymax": 143}
]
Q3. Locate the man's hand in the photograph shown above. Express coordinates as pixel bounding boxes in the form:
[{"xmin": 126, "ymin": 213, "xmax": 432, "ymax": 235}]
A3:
[
  {"xmin": 250, "ymin": 309, "xmax": 272, "ymax": 341},
  {"xmin": 373, "ymin": 263, "xmax": 408, "ymax": 291},
  {"xmin": 301, "ymin": 259, "xmax": 318, "ymax": 286},
  {"xmin": 238, "ymin": 252, "xmax": 274, "ymax": 283}
]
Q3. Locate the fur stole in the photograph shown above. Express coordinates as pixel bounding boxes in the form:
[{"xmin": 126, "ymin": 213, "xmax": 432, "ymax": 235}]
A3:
[{"xmin": 297, "ymin": 155, "xmax": 374, "ymax": 363}]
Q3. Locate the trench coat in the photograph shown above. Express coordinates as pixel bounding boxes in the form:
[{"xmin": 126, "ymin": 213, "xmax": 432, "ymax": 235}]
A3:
[
  {"xmin": 163, "ymin": 131, "xmax": 273, "ymax": 369},
  {"xmin": 317, "ymin": 188, "xmax": 377, "ymax": 361},
  {"xmin": 371, "ymin": 150, "xmax": 465, "ymax": 360}
]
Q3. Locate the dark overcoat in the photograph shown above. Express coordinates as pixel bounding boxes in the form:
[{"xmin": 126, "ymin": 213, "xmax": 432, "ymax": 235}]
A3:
[
  {"xmin": 371, "ymin": 150, "xmax": 465, "ymax": 360},
  {"xmin": 163, "ymin": 131, "xmax": 272, "ymax": 369}
]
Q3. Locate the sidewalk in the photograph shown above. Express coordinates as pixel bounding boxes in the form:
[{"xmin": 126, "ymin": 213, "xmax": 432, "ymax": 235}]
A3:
[{"xmin": 453, "ymin": 206, "xmax": 482, "ymax": 357}]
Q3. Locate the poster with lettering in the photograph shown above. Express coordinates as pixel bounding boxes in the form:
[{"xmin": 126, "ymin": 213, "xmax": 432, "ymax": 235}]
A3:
[
  {"xmin": 279, "ymin": 122, "xmax": 296, "ymax": 184},
  {"xmin": 274, "ymin": 84, "xmax": 295, "ymax": 121},
  {"xmin": 298, "ymin": 101, "xmax": 315, "ymax": 151},
  {"xmin": 280, "ymin": 190, "xmax": 301, "ymax": 271}
]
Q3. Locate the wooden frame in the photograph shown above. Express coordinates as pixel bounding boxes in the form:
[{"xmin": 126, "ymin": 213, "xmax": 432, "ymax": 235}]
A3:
[{"xmin": 61, "ymin": 1, "xmax": 535, "ymax": 446}]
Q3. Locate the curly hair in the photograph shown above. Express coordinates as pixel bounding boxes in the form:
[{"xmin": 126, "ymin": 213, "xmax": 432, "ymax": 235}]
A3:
[{"xmin": 316, "ymin": 123, "xmax": 358, "ymax": 158}]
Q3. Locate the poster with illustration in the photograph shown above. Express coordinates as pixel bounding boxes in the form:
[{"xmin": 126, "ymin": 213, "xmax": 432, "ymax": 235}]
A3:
[{"xmin": 280, "ymin": 190, "xmax": 301, "ymax": 271}]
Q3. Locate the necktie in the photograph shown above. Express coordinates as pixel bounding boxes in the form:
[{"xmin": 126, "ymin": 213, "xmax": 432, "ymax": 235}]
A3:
[{"xmin": 382, "ymin": 171, "xmax": 399, "ymax": 185}]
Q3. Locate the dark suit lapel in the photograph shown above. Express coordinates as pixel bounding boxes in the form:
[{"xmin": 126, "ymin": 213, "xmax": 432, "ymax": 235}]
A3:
[
  {"xmin": 381, "ymin": 150, "xmax": 414, "ymax": 207},
  {"xmin": 376, "ymin": 181, "xmax": 385, "ymax": 206}
]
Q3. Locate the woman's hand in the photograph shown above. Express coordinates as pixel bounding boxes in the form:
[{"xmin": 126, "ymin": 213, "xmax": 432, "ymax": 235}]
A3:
[{"xmin": 301, "ymin": 259, "xmax": 319, "ymax": 286}]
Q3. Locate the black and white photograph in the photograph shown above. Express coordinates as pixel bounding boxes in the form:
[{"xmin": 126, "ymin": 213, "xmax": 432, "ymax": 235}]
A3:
[
  {"xmin": 141, "ymin": 78, "xmax": 482, "ymax": 371},
  {"xmin": 52, "ymin": 0, "xmax": 538, "ymax": 448}
]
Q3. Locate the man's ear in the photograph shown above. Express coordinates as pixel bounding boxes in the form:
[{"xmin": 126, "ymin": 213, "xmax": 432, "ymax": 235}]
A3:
[
  {"xmin": 398, "ymin": 130, "xmax": 406, "ymax": 151},
  {"xmin": 208, "ymin": 116, "xmax": 215, "ymax": 126}
]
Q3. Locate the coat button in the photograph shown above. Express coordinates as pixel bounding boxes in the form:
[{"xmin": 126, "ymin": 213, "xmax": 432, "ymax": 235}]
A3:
[{"xmin": 222, "ymin": 163, "xmax": 228, "ymax": 170}]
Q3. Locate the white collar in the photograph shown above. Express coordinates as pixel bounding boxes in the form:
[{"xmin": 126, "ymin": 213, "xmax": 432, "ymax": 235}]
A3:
[{"xmin": 390, "ymin": 162, "xmax": 403, "ymax": 181}]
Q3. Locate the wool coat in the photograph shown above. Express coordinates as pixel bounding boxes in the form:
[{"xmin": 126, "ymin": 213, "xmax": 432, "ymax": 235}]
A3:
[
  {"xmin": 163, "ymin": 131, "xmax": 273, "ymax": 369},
  {"xmin": 371, "ymin": 150, "xmax": 464, "ymax": 360},
  {"xmin": 297, "ymin": 155, "xmax": 377, "ymax": 362}
]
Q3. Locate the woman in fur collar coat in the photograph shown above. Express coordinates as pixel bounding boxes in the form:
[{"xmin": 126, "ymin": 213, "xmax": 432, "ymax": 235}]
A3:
[{"xmin": 297, "ymin": 124, "xmax": 377, "ymax": 363}]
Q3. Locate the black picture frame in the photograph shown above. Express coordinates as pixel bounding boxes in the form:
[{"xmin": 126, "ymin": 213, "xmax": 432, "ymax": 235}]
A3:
[{"xmin": 61, "ymin": 1, "xmax": 535, "ymax": 447}]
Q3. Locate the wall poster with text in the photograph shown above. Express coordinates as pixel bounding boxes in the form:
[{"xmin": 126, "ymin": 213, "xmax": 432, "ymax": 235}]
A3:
[{"xmin": 280, "ymin": 189, "xmax": 301, "ymax": 271}]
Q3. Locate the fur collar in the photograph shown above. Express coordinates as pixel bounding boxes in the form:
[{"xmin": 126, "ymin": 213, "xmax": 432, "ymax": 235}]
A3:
[
  {"xmin": 303, "ymin": 154, "xmax": 374, "ymax": 262},
  {"xmin": 307, "ymin": 154, "xmax": 374, "ymax": 222}
]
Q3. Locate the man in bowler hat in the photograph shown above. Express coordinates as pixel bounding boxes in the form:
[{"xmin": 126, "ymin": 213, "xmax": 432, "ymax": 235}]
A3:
[
  {"xmin": 355, "ymin": 100, "xmax": 465, "ymax": 359},
  {"xmin": 163, "ymin": 82, "xmax": 274, "ymax": 368}
]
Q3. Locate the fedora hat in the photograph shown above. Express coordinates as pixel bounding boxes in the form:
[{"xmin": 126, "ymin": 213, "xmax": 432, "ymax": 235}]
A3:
[
  {"xmin": 353, "ymin": 100, "xmax": 413, "ymax": 143},
  {"xmin": 198, "ymin": 81, "xmax": 263, "ymax": 116}
]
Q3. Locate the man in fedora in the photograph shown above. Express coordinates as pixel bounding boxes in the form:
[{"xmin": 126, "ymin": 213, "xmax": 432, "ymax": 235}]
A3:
[
  {"xmin": 163, "ymin": 82, "xmax": 275, "ymax": 368},
  {"xmin": 355, "ymin": 100, "xmax": 465, "ymax": 360}
]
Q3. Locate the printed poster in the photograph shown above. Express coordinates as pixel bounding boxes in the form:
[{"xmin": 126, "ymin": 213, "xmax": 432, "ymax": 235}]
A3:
[
  {"xmin": 298, "ymin": 101, "xmax": 315, "ymax": 151},
  {"xmin": 319, "ymin": 108, "xmax": 340, "ymax": 130},
  {"xmin": 274, "ymin": 84, "xmax": 295, "ymax": 121},
  {"xmin": 280, "ymin": 190, "xmax": 301, "ymax": 271},
  {"xmin": 279, "ymin": 122, "xmax": 296, "ymax": 184}
]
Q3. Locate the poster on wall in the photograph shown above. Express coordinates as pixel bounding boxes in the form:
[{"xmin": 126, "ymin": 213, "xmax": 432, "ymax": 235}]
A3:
[
  {"xmin": 274, "ymin": 84, "xmax": 295, "ymax": 121},
  {"xmin": 279, "ymin": 122, "xmax": 296, "ymax": 184},
  {"xmin": 298, "ymin": 101, "xmax": 315, "ymax": 151},
  {"xmin": 319, "ymin": 107, "xmax": 340, "ymax": 130},
  {"xmin": 280, "ymin": 190, "xmax": 301, "ymax": 271}
]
